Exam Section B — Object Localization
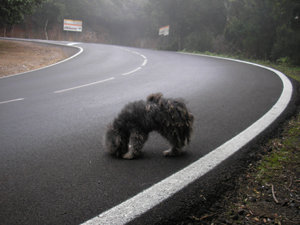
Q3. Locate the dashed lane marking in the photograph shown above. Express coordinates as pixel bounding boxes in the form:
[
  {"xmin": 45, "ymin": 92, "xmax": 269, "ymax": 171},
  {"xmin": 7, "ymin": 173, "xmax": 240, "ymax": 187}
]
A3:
[
  {"xmin": 122, "ymin": 67, "xmax": 142, "ymax": 76},
  {"xmin": 67, "ymin": 42, "xmax": 80, "ymax": 46},
  {"xmin": 54, "ymin": 77, "xmax": 115, "ymax": 94},
  {"xmin": 0, "ymin": 98, "xmax": 25, "ymax": 105},
  {"xmin": 119, "ymin": 48, "xmax": 148, "ymax": 76}
]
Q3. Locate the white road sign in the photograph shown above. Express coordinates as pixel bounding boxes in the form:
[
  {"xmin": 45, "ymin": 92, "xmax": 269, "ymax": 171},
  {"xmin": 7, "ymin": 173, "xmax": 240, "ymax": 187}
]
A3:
[
  {"xmin": 159, "ymin": 25, "xmax": 170, "ymax": 36},
  {"xmin": 63, "ymin": 19, "xmax": 82, "ymax": 32}
]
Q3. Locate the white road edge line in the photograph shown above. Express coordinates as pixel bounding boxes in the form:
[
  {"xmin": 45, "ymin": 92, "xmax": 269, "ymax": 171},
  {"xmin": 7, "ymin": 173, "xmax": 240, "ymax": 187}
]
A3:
[
  {"xmin": 81, "ymin": 54, "xmax": 293, "ymax": 225},
  {"xmin": 122, "ymin": 67, "xmax": 142, "ymax": 76},
  {"xmin": 0, "ymin": 98, "xmax": 25, "ymax": 105},
  {"xmin": 54, "ymin": 77, "xmax": 115, "ymax": 94},
  {"xmin": 0, "ymin": 39, "xmax": 84, "ymax": 80}
]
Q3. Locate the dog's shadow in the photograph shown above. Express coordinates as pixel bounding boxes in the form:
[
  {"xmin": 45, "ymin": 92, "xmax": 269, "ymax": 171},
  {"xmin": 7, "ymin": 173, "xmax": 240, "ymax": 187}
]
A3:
[
  {"xmin": 103, "ymin": 148, "xmax": 190, "ymax": 161},
  {"xmin": 106, "ymin": 132, "xmax": 190, "ymax": 160}
]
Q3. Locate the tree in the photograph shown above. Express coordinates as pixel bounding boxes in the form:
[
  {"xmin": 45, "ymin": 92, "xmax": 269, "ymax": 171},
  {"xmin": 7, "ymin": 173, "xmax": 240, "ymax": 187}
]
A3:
[
  {"xmin": 0, "ymin": 0, "xmax": 44, "ymax": 36},
  {"xmin": 224, "ymin": 0, "xmax": 300, "ymax": 64},
  {"xmin": 270, "ymin": 0, "xmax": 300, "ymax": 64},
  {"xmin": 146, "ymin": 0, "xmax": 226, "ymax": 51},
  {"xmin": 224, "ymin": 0, "xmax": 276, "ymax": 58},
  {"xmin": 32, "ymin": 0, "xmax": 65, "ymax": 40}
]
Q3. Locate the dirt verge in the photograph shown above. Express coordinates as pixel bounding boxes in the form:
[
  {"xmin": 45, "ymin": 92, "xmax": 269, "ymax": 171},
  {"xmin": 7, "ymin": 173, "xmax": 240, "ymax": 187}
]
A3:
[{"xmin": 0, "ymin": 40, "xmax": 69, "ymax": 77}]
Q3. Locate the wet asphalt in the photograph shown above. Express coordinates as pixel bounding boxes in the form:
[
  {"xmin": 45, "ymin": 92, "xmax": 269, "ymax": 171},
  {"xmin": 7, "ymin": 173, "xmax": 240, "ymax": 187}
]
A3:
[{"xmin": 0, "ymin": 42, "xmax": 284, "ymax": 225}]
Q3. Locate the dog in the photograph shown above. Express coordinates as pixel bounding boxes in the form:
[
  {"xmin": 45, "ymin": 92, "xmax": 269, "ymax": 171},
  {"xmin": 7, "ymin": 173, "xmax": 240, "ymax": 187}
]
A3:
[{"xmin": 104, "ymin": 93, "xmax": 194, "ymax": 159}]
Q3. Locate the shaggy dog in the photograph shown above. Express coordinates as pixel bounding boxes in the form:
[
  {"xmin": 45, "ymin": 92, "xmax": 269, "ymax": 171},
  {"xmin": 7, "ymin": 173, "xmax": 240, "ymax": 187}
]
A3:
[{"xmin": 104, "ymin": 93, "xmax": 194, "ymax": 159}]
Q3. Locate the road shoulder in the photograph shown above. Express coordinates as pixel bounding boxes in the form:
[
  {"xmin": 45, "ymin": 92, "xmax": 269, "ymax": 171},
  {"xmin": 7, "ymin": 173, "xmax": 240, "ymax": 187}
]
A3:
[{"xmin": 0, "ymin": 40, "xmax": 69, "ymax": 77}]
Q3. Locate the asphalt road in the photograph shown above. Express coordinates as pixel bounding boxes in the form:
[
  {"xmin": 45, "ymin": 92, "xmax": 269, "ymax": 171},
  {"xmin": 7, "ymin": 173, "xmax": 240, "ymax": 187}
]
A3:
[{"xmin": 0, "ymin": 41, "xmax": 290, "ymax": 225}]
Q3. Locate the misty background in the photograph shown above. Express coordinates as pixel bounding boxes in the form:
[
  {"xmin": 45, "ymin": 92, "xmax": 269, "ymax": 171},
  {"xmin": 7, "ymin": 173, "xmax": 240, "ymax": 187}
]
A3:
[{"xmin": 1, "ymin": 0, "xmax": 299, "ymax": 64}]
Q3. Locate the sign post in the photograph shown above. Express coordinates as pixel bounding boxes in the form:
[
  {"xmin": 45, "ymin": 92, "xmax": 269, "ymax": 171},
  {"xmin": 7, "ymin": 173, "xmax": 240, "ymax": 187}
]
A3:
[{"xmin": 158, "ymin": 25, "xmax": 170, "ymax": 49}]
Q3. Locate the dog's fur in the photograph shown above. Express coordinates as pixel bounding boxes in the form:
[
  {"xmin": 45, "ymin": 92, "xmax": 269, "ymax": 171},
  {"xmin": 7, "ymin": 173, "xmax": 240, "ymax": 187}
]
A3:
[{"xmin": 104, "ymin": 93, "xmax": 194, "ymax": 159}]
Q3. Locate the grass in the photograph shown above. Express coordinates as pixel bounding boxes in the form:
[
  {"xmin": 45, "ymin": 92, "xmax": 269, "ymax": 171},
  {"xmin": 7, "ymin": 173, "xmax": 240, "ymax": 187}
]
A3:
[
  {"xmin": 255, "ymin": 60, "xmax": 300, "ymax": 82},
  {"xmin": 256, "ymin": 114, "xmax": 300, "ymax": 184}
]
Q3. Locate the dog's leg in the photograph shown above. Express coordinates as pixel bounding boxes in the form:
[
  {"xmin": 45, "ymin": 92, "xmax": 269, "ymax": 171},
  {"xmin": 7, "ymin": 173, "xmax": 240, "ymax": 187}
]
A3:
[
  {"xmin": 161, "ymin": 132, "xmax": 185, "ymax": 157},
  {"xmin": 123, "ymin": 130, "xmax": 148, "ymax": 159},
  {"xmin": 163, "ymin": 147, "xmax": 183, "ymax": 157}
]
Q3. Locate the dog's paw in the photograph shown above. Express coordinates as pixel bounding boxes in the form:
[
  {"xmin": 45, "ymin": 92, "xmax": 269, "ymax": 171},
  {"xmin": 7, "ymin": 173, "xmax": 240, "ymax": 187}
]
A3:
[
  {"xmin": 163, "ymin": 148, "xmax": 183, "ymax": 157},
  {"xmin": 122, "ymin": 152, "xmax": 135, "ymax": 160}
]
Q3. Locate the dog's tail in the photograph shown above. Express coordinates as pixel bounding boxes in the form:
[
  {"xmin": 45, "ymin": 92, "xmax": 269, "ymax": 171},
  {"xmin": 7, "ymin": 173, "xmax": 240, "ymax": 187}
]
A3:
[
  {"xmin": 185, "ymin": 112, "xmax": 194, "ymax": 144},
  {"xmin": 172, "ymin": 102, "xmax": 194, "ymax": 145},
  {"xmin": 147, "ymin": 93, "xmax": 163, "ymax": 104}
]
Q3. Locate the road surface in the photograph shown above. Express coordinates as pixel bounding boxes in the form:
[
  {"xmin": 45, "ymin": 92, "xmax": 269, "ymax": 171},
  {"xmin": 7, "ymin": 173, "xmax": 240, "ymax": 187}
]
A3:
[{"xmin": 0, "ymin": 40, "xmax": 293, "ymax": 225}]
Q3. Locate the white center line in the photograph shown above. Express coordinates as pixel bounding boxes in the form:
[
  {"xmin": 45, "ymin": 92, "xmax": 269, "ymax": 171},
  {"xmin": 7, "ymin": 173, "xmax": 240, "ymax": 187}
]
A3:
[
  {"xmin": 0, "ymin": 98, "xmax": 25, "ymax": 105},
  {"xmin": 119, "ymin": 48, "xmax": 148, "ymax": 76},
  {"xmin": 67, "ymin": 42, "xmax": 80, "ymax": 46},
  {"xmin": 141, "ymin": 58, "xmax": 148, "ymax": 67},
  {"xmin": 54, "ymin": 77, "xmax": 115, "ymax": 94}
]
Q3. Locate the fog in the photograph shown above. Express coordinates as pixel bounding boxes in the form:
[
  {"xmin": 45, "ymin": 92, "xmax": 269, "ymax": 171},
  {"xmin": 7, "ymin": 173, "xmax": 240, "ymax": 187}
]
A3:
[{"xmin": 1, "ymin": 0, "xmax": 299, "ymax": 64}]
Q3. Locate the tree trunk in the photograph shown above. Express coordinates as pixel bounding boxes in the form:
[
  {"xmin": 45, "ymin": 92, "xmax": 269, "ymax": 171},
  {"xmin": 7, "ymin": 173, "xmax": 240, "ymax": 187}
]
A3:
[
  {"xmin": 3, "ymin": 25, "xmax": 7, "ymax": 37},
  {"xmin": 11, "ymin": 25, "xmax": 15, "ymax": 36},
  {"xmin": 44, "ymin": 19, "xmax": 49, "ymax": 40}
]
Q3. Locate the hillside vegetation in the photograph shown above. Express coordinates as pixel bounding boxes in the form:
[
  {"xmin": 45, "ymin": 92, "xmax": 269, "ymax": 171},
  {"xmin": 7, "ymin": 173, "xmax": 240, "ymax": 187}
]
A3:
[{"xmin": 1, "ymin": 0, "xmax": 299, "ymax": 65}]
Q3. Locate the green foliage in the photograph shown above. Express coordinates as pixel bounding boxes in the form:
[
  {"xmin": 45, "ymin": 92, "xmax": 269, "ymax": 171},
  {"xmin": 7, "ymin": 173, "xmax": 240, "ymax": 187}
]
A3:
[
  {"xmin": 225, "ymin": 0, "xmax": 300, "ymax": 64},
  {"xmin": 146, "ymin": 0, "xmax": 226, "ymax": 50},
  {"xmin": 0, "ymin": 0, "xmax": 44, "ymax": 26},
  {"xmin": 225, "ymin": 0, "xmax": 276, "ymax": 58},
  {"xmin": 184, "ymin": 31, "xmax": 213, "ymax": 52},
  {"xmin": 271, "ymin": 25, "xmax": 300, "ymax": 65},
  {"xmin": 256, "ymin": 113, "xmax": 300, "ymax": 184}
]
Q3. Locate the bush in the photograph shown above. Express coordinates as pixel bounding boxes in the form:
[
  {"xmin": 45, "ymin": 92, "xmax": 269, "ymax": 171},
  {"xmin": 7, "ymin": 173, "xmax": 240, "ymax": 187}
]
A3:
[
  {"xmin": 271, "ymin": 25, "xmax": 300, "ymax": 65},
  {"xmin": 183, "ymin": 31, "xmax": 213, "ymax": 52}
]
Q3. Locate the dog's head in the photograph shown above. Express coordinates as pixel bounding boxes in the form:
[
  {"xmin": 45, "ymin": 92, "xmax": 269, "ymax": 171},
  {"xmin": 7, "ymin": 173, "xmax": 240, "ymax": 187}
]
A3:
[{"xmin": 104, "ymin": 124, "xmax": 128, "ymax": 158}]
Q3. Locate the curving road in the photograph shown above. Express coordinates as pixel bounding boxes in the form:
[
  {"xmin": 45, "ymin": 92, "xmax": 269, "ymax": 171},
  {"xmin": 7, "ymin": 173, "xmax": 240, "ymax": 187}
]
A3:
[{"xmin": 0, "ymin": 40, "xmax": 292, "ymax": 225}]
